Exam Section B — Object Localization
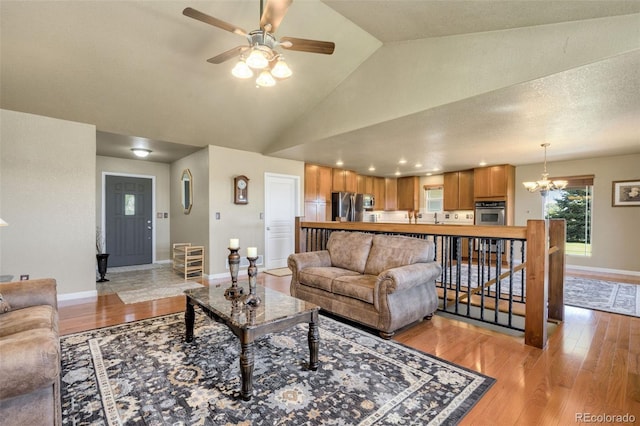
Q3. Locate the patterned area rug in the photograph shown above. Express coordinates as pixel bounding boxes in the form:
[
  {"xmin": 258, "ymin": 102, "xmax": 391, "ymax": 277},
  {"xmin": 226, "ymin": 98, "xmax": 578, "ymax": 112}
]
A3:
[
  {"xmin": 440, "ymin": 265, "xmax": 640, "ymax": 317},
  {"xmin": 564, "ymin": 276, "xmax": 640, "ymax": 317},
  {"xmin": 116, "ymin": 282, "xmax": 203, "ymax": 304},
  {"xmin": 60, "ymin": 313, "xmax": 495, "ymax": 425}
]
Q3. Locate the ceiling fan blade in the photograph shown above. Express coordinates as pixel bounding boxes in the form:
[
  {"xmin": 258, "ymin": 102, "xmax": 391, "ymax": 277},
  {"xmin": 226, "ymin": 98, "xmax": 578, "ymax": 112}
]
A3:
[
  {"xmin": 206, "ymin": 46, "xmax": 250, "ymax": 64},
  {"xmin": 183, "ymin": 7, "xmax": 247, "ymax": 36},
  {"xmin": 280, "ymin": 37, "xmax": 335, "ymax": 55},
  {"xmin": 260, "ymin": 0, "xmax": 292, "ymax": 33}
]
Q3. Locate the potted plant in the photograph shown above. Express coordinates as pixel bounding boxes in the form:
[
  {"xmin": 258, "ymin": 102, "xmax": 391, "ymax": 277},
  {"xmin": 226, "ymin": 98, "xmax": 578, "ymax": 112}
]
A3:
[{"xmin": 96, "ymin": 227, "xmax": 110, "ymax": 282}]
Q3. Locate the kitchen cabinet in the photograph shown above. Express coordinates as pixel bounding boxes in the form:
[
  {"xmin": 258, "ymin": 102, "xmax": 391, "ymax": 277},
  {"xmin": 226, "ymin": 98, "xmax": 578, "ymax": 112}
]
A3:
[
  {"xmin": 474, "ymin": 165, "xmax": 515, "ymax": 199},
  {"xmin": 357, "ymin": 175, "xmax": 375, "ymax": 194},
  {"xmin": 397, "ymin": 176, "xmax": 420, "ymax": 211},
  {"xmin": 443, "ymin": 170, "xmax": 474, "ymax": 211},
  {"xmin": 305, "ymin": 164, "xmax": 332, "ymax": 202},
  {"xmin": 332, "ymin": 168, "xmax": 357, "ymax": 193},
  {"xmin": 304, "ymin": 164, "xmax": 332, "ymax": 221},
  {"xmin": 384, "ymin": 178, "xmax": 398, "ymax": 211},
  {"xmin": 373, "ymin": 177, "xmax": 385, "ymax": 210},
  {"xmin": 304, "ymin": 201, "xmax": 329, "ymax": 222}
]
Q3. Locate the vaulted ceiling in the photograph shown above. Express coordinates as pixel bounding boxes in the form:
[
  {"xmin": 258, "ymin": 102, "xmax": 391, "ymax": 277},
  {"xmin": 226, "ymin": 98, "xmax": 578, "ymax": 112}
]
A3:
[{"xmin": 1, "ymin": 1, "xmax": 639, "ymax": 175}]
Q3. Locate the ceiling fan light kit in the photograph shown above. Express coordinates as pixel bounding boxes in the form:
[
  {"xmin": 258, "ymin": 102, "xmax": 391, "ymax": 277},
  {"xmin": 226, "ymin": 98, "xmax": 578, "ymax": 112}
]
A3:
[{"xmin": 183, "ymin": 0, "xmax": 334, "ymax": 88}]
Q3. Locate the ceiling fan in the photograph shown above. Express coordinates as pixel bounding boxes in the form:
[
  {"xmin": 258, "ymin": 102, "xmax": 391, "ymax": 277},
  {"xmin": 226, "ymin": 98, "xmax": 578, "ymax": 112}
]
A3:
[{"xmin": 183, "ymin": 0, "xmax": 335, "ymax": 87}]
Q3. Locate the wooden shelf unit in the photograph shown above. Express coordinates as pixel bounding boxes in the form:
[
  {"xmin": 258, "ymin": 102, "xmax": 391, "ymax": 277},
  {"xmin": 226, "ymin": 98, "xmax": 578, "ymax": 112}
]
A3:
[{"xmin": 172, "ymin": 243, "xmax": 204, "ymax": 279}]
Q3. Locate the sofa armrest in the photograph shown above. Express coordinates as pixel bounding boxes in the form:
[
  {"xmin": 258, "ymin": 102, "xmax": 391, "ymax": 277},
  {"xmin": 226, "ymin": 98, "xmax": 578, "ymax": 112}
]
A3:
[
  {"xmin": 376, "ymin": 262, "xmax": 442, "ymax": 295},
  {"xmin": 288, "ymin": 251, "xmax": 332, "ymax": 272},
  {"xmin": 0, "ymin": 278, "xmax": 58, "ymax": 311},
  {"xmin": 0, "ymin": 329, "xmax": 60, "ymax": 400}
]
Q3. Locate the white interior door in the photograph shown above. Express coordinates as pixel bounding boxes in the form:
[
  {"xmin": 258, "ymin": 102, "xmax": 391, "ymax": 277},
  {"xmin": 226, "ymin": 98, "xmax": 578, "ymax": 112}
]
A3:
[{"xmin": 264, "ymin": 173, "xmax": 299, "ymax": 269}]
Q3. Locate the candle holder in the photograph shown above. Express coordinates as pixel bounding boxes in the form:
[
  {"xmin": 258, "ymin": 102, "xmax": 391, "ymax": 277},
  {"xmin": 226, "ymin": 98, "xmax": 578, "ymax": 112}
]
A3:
[
  {"xmin": 224, "ymin": 247, "xmax": 245, "ymax": 298},
  {"xmin": 243, "ymin": 256, "xmax": 261, "ymax": 306}
]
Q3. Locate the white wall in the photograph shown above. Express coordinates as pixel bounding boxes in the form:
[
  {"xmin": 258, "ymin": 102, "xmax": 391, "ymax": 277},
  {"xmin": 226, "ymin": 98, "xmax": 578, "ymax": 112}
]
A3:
[
  {"xmin": 96, "ymin": 155, "xmax": 172, "ymax": 261},
  {"xmin": 0, "ymin": 109, "xmax": 96, "ymax": 295},
  {"xmin": 515, "ymin": 153, "xmax": 640, "ymax": 273}
]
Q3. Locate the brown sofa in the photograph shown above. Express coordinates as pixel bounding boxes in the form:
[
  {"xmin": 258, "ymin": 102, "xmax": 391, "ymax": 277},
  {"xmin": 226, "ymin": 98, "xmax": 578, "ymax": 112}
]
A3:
[
  {"xmin": 0, "ymin": 278, "xmax": 62, "ymax": 426},
  {"xmin": 288, "ymin": 232, "xmax": 441, "ymax": 338}
]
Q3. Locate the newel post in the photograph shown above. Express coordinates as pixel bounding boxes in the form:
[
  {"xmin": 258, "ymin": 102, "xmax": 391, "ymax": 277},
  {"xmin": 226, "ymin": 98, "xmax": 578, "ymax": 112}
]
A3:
[
  {"xmin": 525, "ymin": 219, "xmax": 548, "ymax": 348},
  {"xmin": 548, "ymin": 219, "xmax": 566, "ymax": 322},
  {"xmin": 294, "ymin": 217, "xmax": 306, "ymax": 253}
]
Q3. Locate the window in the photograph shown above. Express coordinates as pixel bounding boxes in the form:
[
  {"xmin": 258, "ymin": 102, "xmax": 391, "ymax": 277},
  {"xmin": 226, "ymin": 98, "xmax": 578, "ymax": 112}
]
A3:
[
  {"xmin": 424, "ymin": 186, "xmax": 443, "ymax": 213},
  {"xmin": 545, "ymin": 175, "xmax": 593, "ymax": 256},
  {"xmin": 124, "ymin": 194, "xmax": 136, "ymax": 216}
]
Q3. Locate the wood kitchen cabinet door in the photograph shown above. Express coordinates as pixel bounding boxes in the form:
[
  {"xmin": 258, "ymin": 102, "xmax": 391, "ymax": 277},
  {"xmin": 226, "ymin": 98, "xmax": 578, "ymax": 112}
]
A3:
[
  {"xmin": 443, "ymin": 172, "xmax": 460, "ymax": 211},
  {"xmin": 458, "ymin": 170, "xmax": 474, "ymax": 209},
  {"xmin": 384, "ymin": 178, "xmax": 398, "ymax": 211},
  {"xmin": 397, "ymin": 176, "xmax": 420, "ymax": 211},
  {"xmin": 444, "ymin": 170, "xmax": 474, "ymax": 210},
  {"xmin": 332, "ymin": 168, "xmax": 358, "ymax": 193},
  {"xmin": 373, "ymin": 177, "xmax": 385, "ymax": 209},
  {"xmin": 474, "ymin": 165, "xmax": 514, "ymax": 199},
  {"xmin": 305, "ymin": 164, "xmax": 332, "ymax": 202},
  {"xmin": 357, "ymin": 175, "xmax": 375, "ymax": 194}
]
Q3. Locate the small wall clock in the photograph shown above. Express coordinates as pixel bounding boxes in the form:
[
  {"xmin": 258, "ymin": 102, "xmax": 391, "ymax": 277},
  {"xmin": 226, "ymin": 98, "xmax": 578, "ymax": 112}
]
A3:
[{"xmin": 234, "ymin": 175, "xmax": 249, "ymax": 204}]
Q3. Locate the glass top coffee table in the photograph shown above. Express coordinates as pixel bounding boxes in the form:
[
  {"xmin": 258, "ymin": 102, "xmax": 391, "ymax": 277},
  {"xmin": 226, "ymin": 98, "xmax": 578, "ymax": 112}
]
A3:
[{"xmin": 184, "ymin": 283, "xmax": 320, "ymax": 401}]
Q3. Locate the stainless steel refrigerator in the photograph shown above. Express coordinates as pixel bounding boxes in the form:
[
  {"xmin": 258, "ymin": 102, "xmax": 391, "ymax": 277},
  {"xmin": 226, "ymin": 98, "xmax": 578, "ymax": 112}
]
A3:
[{"xmin": 331, "ymin": 192, "xmax": 364, "ymax": 222}]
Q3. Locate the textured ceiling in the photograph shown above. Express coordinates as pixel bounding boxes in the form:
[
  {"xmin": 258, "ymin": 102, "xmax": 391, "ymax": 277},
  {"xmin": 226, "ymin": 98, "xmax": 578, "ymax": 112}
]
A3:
[{"xmin": 1, "ymin": 1, "xmax": 639, "ymax": 172}]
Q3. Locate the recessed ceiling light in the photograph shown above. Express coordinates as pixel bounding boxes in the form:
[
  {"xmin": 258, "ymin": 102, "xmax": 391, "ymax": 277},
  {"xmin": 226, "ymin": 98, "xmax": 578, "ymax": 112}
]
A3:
[
  {"xmin": 336, "ymin": 160, "xmax": 344, "ymax": 166},
  {"xmin": 398, "ymin": 159, "xmax": 407, "ymax": 165},
  {"xmin": 479, "ymin": 161, "xmax": 487, "ymax": 166},
  {"xmin": 131, "ymin": 148, "xmax": 152, "ymax": 158},
  {"xmin": 368, "ymin": 166, "xmax": 376, "ymax": 172},
  {"xmin": 415, "ymin": 163, "xmax": 422, "ymax": 168},
  {"xmin": 394, "ymin": 171, "xmax": 401, "ymax": 176},
  {"xmin": 426, "ymin": 173, "xmax": 433, "ymax": 176}
]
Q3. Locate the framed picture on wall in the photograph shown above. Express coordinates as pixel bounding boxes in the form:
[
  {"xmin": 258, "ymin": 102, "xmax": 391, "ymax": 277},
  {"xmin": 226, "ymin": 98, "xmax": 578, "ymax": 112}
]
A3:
[{"xmin": 612, "ymin": 179, "xmax": 640, "ymax": 207}]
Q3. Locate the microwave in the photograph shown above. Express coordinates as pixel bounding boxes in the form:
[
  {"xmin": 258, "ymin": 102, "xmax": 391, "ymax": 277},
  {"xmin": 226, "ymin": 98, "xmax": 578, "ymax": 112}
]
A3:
[{"xmin": 363, "ymin": 194, "xmax": 375, "ymax": 209}]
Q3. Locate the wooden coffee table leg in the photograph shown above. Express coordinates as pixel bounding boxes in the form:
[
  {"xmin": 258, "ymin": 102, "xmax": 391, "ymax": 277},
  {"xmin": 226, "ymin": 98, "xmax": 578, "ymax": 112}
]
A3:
[
  {"xmin": 308, "ymin": 318, "xmax": 319, "ymax": 371},
  {"xmin": 240, "ymin": 340, "xmax": 255, "ymax": 401},
  {"xmin": 185, "ymin": 299, "xmax": 195, "ymax": 343}
]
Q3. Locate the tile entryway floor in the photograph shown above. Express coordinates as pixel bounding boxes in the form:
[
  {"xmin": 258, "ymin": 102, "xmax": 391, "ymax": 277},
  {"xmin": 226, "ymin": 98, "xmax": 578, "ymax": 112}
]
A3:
[{"xmin": 96, "ymin": 263, "xmax": 190, "ymax": 295}]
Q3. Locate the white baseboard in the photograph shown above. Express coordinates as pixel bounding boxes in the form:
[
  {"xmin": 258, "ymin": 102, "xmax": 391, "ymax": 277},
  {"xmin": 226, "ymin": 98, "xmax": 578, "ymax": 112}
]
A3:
[
  {"xmin": 58, "ymin": 290, "xmax": 98, "ymax": 302},
  {"xmin": 566, "ymin": 264, "xmax": 640, "ymax": 277},
  {"xmin": 155, "ymin": 259, "xmax": 172, "ymax": 264}
]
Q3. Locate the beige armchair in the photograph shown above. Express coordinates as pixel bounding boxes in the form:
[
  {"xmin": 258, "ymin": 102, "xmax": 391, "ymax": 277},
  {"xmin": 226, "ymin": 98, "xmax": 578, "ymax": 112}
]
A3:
[{"xmin": 0, "ymin": 278, "xmax": 61, "ymax": 426}]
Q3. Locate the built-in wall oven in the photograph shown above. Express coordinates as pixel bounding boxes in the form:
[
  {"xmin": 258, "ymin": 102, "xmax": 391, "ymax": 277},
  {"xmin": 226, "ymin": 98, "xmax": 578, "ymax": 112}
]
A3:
[
  {"xmin": 475, "ymin": 201, "xmax": 506, "ymax": 252},
  {"xmin": 474, "ymin": 201, "xmax": 506, "ymax": 226}
]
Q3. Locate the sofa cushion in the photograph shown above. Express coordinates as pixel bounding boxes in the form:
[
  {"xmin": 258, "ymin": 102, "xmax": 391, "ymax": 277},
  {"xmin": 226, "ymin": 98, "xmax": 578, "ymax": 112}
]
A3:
[
  {"xmin": 327, "ymin": 232, "xmax": 373, "ymax": 274},
  {"xmin": 0, "ymin": 305, "xmax": 56, "ymax": 338},
  {"xmin": 299, "ymin": 267, "xmax": 360, "ymax": 292},
  {"xmin": 332, "ymin": 274, "xmax": 377, "ymax": 304},
  {"xmin": 364, "ymin": 235, "xmax": 434, "ymax": 276}
]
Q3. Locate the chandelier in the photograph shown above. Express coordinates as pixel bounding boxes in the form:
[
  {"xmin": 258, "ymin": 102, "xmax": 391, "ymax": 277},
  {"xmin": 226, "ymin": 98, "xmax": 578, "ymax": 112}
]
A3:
[
  {"xmin": 522, "ymin": 143, "xmax": 568, "ymax": 195},
  {"xmin": 230, "ymin": 31, "xmax": 292, "ymax": 87}
]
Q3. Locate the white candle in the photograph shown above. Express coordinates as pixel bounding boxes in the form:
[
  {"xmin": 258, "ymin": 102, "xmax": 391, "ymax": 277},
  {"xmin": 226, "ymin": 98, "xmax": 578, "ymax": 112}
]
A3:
[
  {"xmin": 247, "ymin": 247, "xmax": 257, "ymax": 258},
  {"xmin": 229, "ymin": 238, "xmax": 239, "ymax": 249}
]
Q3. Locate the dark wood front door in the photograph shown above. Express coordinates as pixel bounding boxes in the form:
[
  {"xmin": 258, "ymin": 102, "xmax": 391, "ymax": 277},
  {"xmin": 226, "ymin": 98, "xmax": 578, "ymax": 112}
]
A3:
[{"xmin": 105, "ymin": 175, "xmax": 153, "ymax": 267}]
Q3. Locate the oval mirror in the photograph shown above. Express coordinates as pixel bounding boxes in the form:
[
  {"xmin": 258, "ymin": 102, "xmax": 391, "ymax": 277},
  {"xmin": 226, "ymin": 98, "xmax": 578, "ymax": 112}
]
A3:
[{"xmin": 181, "ymin": 169, "xmax": 193, "ymax": 214}]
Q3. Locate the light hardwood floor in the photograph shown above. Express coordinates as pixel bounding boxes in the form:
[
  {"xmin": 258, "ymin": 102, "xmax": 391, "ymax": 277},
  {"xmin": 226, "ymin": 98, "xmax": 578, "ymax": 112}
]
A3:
[{"xmin": 58, "ymin": 270, "xmax": 640, "ymax": 425}]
